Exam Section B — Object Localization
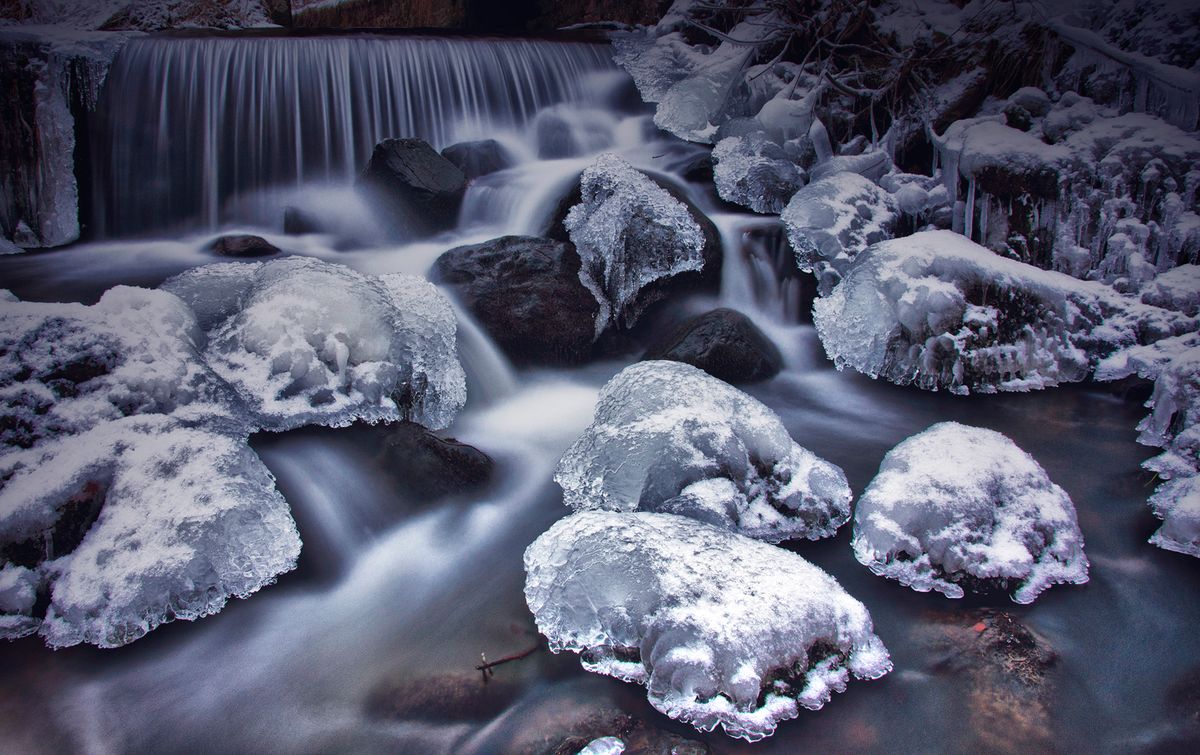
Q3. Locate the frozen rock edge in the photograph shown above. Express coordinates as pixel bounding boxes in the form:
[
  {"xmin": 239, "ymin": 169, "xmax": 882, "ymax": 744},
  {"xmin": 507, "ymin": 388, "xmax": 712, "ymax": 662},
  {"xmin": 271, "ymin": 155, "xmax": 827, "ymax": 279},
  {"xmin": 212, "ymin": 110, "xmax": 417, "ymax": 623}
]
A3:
[
  {"xmin": 163, "ymin": 256, "xmax": 466, "ymax": 431},
  {"xmin": 852, "ymin": 422, "xmax": 1089, "ymax": 604},
  {"xmin": 524, "ymin": 510, "xmax": 891, "ymax": 741},
  {"xmin": 555, "ymin": 361, "xmax": 852, "ymax": 543}
]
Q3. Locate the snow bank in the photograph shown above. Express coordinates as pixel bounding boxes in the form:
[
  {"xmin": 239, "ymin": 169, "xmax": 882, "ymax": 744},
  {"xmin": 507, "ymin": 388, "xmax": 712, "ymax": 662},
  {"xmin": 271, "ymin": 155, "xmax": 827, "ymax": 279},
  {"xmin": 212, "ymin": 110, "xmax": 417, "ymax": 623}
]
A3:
[
  {"xmin": 555, "ymin": 361, "xmax": 851, "ymax": 543},
  {"xmin": 852, "ymin": 422, "xmax": 1089, "ymax": 603},
  {"xmin": 0, "ymin": 416, "xmax": 300, "ymax": 648},
  {"xmin": 0, "ymin": 286, "xmax": 238, "ymax": 451},
  {"xmin": 163, "ymin": 257, "xmax": 465, "ymax": 431},
  {"xmin": 564, "ymin": 154, "xmax": 707, "ymax": 338},
  {"xmin": 782, "ymin": 172, "xmax": 898, "ymax": 295},
  {"xmin": 813, "ymin": 230, "xmax": 1191, "ymax": 394},
  {"xmin": 524, "ymin": 510, "xmax": 891, "ymax": 741}
]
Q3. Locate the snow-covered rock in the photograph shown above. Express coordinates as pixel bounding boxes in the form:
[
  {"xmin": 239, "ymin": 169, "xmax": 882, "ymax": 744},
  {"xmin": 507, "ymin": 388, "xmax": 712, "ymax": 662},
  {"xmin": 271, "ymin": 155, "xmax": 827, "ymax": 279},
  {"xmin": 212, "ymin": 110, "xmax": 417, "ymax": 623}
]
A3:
[
  {"xmin": 852, "ymin": 422, "xmax": 1089, "ymax": 604},
  {"xmin": 564, "ymin": 154, "xmax": 707, "ymax": 338},
  {"xmin": 1141, "ymin": 264, "xmax": 1200, "ymax": 316},
  {"xmin": 1133, "ymin": 346, "xmax": 1200, "ymax": 557},
  {"xmin": 5, "ymin": 0, "xmax": 282, "ymax": 30},
  {"xmin": 782, "ymin": 172, "xmax": 898, "ymax": 295},
  {"xmin": 711, "ymin": 133, "xmax": 803, "ymax": 214},
  {"xmin": 555, "ymin": 361, "xmax": 851, "ymax": 543},
  {"xmin": 813, "ymin": 230, "xmax": 1191, "ymax": 394},
  {"xmin": 0, "ymin": 286, "xmax": 238, "ymax": 451},
  {"xmin": 0, "ymin": 416, "xmax": 300, "ymax": 648},
  {"xmin": 524, "ymin": 510, "xmax": 891, "ymax": 741},
  {"xmin": 162, "ymin": 256, "xmax": 465, "ymax": 431}
]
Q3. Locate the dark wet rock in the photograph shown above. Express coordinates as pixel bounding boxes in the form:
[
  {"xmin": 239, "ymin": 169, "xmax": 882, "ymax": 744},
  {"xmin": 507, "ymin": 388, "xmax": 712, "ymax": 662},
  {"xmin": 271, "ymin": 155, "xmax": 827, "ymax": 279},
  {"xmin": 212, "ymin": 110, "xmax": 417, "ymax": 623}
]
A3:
[
  {"xmin": 644, "ymin": 308, "xmax": 782, "ymax": 384},
  {"xmin": 1004, "ymin": 103, "xmax": 1033, "ymax": 132},
  {"xmin": 282, "ymin": 206, "xmax": 321, "ymax": 235},
  {"xmin": 379, "ymin": 421, "xmax": 493, "ymax": 501},
  {"xmin": 366, "ymin": 672, "xmax": 519, "ymax": 722},
  {"xmin": 440, "ymin": 139, "xmax": 514, "ymax": 180},
  {"xmin": 919, "ymin": 609, "xmax": 1058, "ymax": 754},
  {"xmin": 431, "ymin": 235, "xmax": 599, "ymax": 366},
  {"xmin": 208, "ymin": 234, "xmax": 280, "ymax": 257},
  {"xmin": 679, "ymin": 152, "xmax": 714, "ymax": 184},
  {"xmin": 358, "ymin": 138, "xmax": 467, "ymax": 234}
]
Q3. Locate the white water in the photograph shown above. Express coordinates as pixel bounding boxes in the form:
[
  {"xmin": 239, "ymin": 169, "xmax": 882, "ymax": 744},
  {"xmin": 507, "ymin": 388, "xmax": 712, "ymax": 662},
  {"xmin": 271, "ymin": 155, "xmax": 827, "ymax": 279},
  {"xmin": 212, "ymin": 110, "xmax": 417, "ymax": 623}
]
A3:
[{"xmin": 1, "ymin": 32, "xmax": 1199, "ymax": 755}]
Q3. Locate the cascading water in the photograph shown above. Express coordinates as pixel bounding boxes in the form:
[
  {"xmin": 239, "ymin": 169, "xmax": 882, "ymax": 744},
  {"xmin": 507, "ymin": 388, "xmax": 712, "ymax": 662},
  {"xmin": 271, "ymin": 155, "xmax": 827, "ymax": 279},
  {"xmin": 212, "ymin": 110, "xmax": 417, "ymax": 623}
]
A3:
[
  {"xmin": 1, "ymin": 28, "xmax": 1199, "ymax": 755},
  {"xmin": 89, "ymin": 35, "xmax": 616, "ymax": 236}
]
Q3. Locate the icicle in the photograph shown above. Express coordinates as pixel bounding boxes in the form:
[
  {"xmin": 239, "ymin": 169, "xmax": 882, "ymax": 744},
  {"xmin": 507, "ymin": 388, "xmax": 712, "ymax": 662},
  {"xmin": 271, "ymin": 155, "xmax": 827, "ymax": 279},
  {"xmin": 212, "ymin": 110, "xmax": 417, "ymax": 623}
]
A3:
[{"xmin": 964, "ymin": 177, "xmax": 977, "ymax": 242}]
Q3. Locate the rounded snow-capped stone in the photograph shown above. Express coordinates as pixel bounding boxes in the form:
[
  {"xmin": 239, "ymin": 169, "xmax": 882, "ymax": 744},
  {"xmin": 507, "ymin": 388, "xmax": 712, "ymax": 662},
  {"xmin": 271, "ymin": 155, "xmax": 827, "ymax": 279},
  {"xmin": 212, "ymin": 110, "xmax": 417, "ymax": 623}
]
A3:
[
  {"xmin": 524, "ymin": 510, "xmax": 891, "ymax": 741},
  {"xmin": 852, "ymin": 421, "xmax": 1089, "ymax": 604}
]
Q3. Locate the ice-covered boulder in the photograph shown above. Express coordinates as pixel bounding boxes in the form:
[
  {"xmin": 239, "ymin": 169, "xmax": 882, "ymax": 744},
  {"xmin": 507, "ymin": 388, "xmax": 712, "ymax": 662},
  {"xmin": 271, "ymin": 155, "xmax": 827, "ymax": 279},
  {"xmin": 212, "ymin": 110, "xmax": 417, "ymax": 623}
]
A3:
[
  {"xmin": 555, "ymin": 361, "xmax": 851, "ymax": 542},
  {"xmin": 524, "ymin": 510, "xmax": 891, "ymax": 741},
  {"xmin": 1141, "ymin": 265, "xmax": 1200, "ymax": 316},
  {"xmin": 0, "ymin": 286, "xmax": 239, "ymax": 451},
  {"xmin": 163, "ymin": 257, "xmax": 465, "ymax": 431},
  {"xmin": 813, "ymin": 230, "xmax": 1191, "ymax": 394},
  {"xmin": 0, "ymin": 416, "xmax": 300, "ymax": 648},
  {"xmin": 711, "ymin": 133, "xmax": 804, "ymax": 214},
  {"xmin": 852, "ymin": 422, "xmax": 1089, "ymax": 604},
  {"xmin": 782, "ymin": 172, "xmax": 897, "ymax": 295},
  {"xmin": 564, "ymin": 154, "xmax": 708, "ymax": 338}
]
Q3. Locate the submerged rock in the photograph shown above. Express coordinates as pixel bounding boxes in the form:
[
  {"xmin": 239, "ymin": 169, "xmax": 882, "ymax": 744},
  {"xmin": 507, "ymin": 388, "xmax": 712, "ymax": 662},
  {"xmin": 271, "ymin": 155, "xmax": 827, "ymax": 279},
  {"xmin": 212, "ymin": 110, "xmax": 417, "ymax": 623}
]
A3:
[
  {"xmin": 431, "ymin": 235, "xmax": 599, "ymax": 366},
  {"xmin": 208, "ymin": 234, "xmax": 280, "ymax": 258},
  {"xmin": 643, "ymin": 308, "xmax": 782, "ymax": 384},
  {"xmin": 358, "ymin": 138, "xmax": 467, "ymax": 234},
  {"xmin": 556, "ymin": 361, "xmax": 850, "ymax": 543},
  {"xmin": 524, "ymin": 511, "xmax": 891, "ymax": 741},
  {"xmin": 853, "ymin": 422, "xmax": 1088, "ymax": 604},
  {"xmin": 439, "ymin": 139, "xmax": 513, "ymax": 180},
  {"xmin": 379, "ymin": 421, "xmax": 493, "ymax": 501}
]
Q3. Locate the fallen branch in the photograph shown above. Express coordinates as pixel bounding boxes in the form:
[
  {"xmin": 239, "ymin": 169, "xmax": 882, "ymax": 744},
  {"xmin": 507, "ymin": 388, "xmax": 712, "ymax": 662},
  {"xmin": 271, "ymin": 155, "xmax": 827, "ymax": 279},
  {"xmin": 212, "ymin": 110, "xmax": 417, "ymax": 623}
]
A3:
[{"xmin": 476, "ymin": 640, "xmax": 543, "ymax": 682}]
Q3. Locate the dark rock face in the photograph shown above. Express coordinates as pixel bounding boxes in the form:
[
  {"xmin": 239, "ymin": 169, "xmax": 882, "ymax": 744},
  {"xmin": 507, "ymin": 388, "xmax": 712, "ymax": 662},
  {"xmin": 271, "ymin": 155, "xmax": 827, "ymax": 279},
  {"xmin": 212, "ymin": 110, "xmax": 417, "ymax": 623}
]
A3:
[
  {"xmin": 439, "ymin": 139, "xmax": 513, "ymax": 179},
  {"xmin": 282, "ymin": 206, "xmax": 320, "ymax": 235},
  {"xmin": 208, "ymin": 234, "xmax": 279, "ymax": 257},
  {"xmin": 358, "ymin": 138, "xmax": 467, "ymax": 235},
  {"xmin": 431, "ymin": 235, "xmax": 599, "ymax": 366},
  {"xmin": 379, "ymin": 421, "xmax": 493, "ymax": 501},
  {"xmin": 645, "ymin": 308, "xmax": 782, "ymax": 384}
]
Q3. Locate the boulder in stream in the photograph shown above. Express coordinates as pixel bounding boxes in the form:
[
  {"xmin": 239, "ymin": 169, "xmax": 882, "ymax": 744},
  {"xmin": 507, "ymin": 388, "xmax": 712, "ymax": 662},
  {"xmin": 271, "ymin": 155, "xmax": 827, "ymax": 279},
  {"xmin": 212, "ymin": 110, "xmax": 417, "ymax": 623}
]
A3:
[
  {"xmin": 378, "ymin": 421, "xmax": 493, "ymax": 501},
  {"xmin": 208, "ymin": 234, "xmax": 280, "ymax": 258},
  {"xmin": 431, "ymin": 235, "xmax": 599, "ymax": 366},
  {"xmin": 359, "ymin": 138, "xmax": 467, "ymax": 234},
  {"xmin": 440, "ymin": 138, "xmax": 514, "ymax": 179},
  {"xmin": 643, "ymin": 307, "xmax": 782, "ymax": 384}
]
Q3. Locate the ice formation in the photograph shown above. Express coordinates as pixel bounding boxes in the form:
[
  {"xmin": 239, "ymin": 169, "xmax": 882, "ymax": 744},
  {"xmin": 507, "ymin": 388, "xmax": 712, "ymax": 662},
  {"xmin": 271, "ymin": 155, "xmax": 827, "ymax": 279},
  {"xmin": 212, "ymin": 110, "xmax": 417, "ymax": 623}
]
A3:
[
  {"xmin": 813, "ymin": 230, "xmax": 1192, "ymax": 394},
  {"xmin": 163, "ymin": 257, "xmax": 465, "ymax": 431},
  {"xmin": 782, "ymin": 172, "xmax": 898, "ymax": 295},
  {"xmin": 852, "ymin": 422, "xmax": 1089, "ymax": 604},
  {"xmin": 1141, "ymin": 264, "xmax": 1200, "ymax": 316},
  {"xmin": 0, "ymin": 416, "xmax": 300, "ymax": 648},
  {"xmin": 0, "ymin": 286, "xmax": 239, "ymax": 450},
  {"xmin": 711, "ymin": 133, "xmax": 804, "ymax": 214},
  {"xmin": 563, "ymin": 154, "xmax": 706, "ymax": 338},
  {"xmin": 524, "ymin": 510, "xmax": 891, "ymax": 741},
  {"xmin": 555, "ymin": 361, "xmax": 851, "ymax": 543}
]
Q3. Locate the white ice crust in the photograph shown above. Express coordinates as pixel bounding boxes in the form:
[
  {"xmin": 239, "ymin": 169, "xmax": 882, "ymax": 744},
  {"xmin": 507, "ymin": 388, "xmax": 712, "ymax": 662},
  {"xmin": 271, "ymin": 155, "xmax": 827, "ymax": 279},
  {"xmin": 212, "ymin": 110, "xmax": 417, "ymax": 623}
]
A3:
[
  {"xmin": 555, "ymin": 361, "xmax": 851, "ymax": 543},
  {"xmin": 0, "ymin": 416, "xmax": 300, "ymax": 648},
  {"xmin": 524, "ymin": 510, "xmax": 891, "ymax": 741},
  {"xmin": 852, "ymin": 422, "xmax": 1089, "ymax": 604},
  {"xmin": 813, "ymin": 230, "xmax": 1191, "ymax": 394},
  {"xmin": 712, "ymin": 133, "xmax": 804, "ymax": 214},
  {"xmin": 564, "ymin": 153, "xmax": 706, "ymax": 339},
  {"xmin": 163, "ymin": 256, "xmax": 466, "ymax": 431}
]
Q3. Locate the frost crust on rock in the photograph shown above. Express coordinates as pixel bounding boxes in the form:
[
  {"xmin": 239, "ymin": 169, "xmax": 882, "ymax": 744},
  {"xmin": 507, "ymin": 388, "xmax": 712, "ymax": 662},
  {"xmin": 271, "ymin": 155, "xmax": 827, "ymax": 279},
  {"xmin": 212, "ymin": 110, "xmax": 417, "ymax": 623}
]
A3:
[
  {"xmin": 0, "ymin": 416, "xmax": 300, "ymax": 648},
  {"xmin": 813, "ymin": 230, "xmax": 1192, "ymax": 394},
  {"xmin": 564, "ymin": 154, "xmax": 706, "ymax": 338},
  {"xmin": 524, "ymin": 511, "xmax": 891, "ymax": 741},
  {"xmin": 782, "ymin": 171, "xmax": 898, "ymax": 295},
  {"xmin": 555, "ymin": 361, "xmax": 851, "ymax": 542},
  {"xmin": 712, "ymin": 133, "xmax": 803, "ymax": 214},
  {"xmin": 852, "ymin": 422, "xmax": 1088, "ymax": 604},
  {"xmin": 163, "ymin": 256, "xmax": 466, "ymax": 431}
]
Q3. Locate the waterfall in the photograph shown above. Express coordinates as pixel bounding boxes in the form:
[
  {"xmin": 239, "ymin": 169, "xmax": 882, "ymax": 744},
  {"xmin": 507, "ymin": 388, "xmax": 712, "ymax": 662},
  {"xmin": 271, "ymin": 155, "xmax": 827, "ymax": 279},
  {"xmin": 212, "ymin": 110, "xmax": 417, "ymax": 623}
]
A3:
[{"xmin": 89, "ymin": 35, "xmax": 617, "ymax": 236}]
